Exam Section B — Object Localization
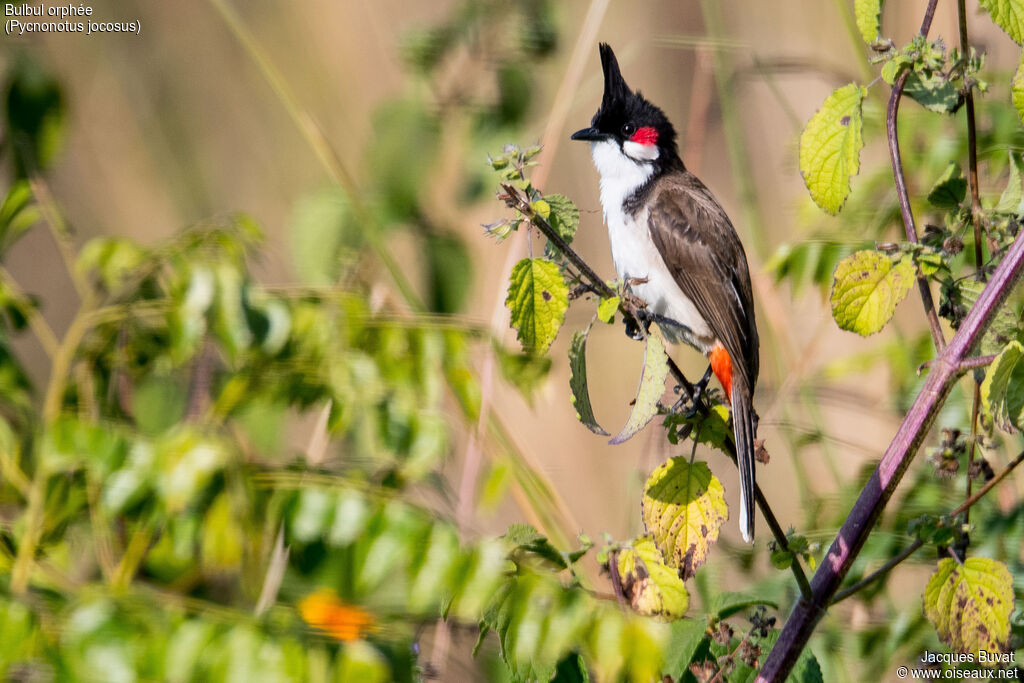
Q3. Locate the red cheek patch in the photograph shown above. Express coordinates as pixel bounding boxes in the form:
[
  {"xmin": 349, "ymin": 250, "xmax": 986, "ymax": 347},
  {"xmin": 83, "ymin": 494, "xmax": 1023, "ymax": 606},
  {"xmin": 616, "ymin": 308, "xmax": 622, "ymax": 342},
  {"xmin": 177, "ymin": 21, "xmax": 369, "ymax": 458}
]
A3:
[{"xmin": 629, "ymin": 126, "xmax": 659, "ymax": 146}]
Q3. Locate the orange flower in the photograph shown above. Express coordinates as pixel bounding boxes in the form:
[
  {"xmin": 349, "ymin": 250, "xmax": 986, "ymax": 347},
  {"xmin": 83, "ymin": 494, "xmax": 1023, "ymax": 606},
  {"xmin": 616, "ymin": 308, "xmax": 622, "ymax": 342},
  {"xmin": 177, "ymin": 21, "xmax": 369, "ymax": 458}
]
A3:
[{"xmin": 299, "ymin": 589, "xmax": 374, "ymax": 642}]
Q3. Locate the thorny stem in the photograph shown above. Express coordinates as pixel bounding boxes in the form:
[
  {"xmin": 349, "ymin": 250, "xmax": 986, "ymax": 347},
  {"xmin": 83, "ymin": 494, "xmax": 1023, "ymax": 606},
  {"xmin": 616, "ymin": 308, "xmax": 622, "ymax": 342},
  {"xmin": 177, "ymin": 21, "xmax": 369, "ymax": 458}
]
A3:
[
  {"xmin": 500, "ymin": 183, "xmax": 813, "ymax": 601},
  {"xmin": 830, "ymin": 448, "xmax": 1024, "ymax": 604}
]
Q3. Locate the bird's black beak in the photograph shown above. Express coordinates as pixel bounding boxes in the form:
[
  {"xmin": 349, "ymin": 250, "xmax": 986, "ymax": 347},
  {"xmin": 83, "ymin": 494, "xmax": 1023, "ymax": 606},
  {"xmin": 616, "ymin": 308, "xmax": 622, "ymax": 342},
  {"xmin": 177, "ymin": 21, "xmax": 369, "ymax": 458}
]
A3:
[{"xmin": 570, "ymin": 127, "xmax": 604, "ymax": 142}]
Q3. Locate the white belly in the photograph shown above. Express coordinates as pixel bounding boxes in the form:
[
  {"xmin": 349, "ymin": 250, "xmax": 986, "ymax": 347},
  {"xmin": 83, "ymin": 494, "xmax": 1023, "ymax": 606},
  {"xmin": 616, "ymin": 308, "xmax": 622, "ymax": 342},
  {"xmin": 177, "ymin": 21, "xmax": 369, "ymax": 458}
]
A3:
[{"xmin": 606, "ymin": 206, "xmax": 714, "ymax": 350}]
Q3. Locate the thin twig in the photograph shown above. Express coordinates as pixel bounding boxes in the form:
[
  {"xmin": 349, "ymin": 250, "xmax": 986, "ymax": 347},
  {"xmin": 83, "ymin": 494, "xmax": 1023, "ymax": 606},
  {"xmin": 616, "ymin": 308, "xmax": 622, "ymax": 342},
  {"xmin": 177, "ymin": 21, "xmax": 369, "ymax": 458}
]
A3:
[
  {"xmin": 918, "ymin": 353, "xmax": 997, "ymax": 374},
  {"xmin": 830, "ymin": 539, "xmax": 924, "ymax": 605},
  {"xmin": 957, "ymin": 0, "xmax": 985, "ymax": 532},
  {"xmin": 887, "ymin": 72, "xmax": 947, "ymax": 352},
  {"xmin": 952, "ymin": 449, "xmax": 1024, "ymax": 516}
]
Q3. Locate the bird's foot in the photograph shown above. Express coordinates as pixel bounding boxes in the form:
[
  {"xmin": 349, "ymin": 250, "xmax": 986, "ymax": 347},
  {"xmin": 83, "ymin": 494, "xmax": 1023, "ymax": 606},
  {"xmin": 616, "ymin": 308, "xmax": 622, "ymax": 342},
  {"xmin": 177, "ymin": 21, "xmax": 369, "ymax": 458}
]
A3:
[{"xmin": 671, "ymin": 364, "xmax": 714, "ymax": 418}]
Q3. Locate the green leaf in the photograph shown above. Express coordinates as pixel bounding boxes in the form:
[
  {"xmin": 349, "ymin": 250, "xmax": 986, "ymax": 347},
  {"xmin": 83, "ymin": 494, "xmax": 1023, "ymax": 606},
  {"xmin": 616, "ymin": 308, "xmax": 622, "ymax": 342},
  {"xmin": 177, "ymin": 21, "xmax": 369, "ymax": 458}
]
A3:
[
  {"xmin": 551, "ymin": 653, "xmax": 590, "ymax": 683},
  {"xmin": 707, "ymin": 592, "xmax": 778, "ymax": 619},
  {"xmin": 642, "ymin": 458, "xmax": 728, "ymax": 579},
  {"xmin": 799, "ymin": 84, "xmax": 867, "ymax": 215},
  {"xmin": 201, "ymin": 493, "xmax": 243, "ymax": 574},
  {"xmin": 830, "ymin": 251, "xmax": 916, "ymax": 336},
  {"xmin": 504, "ymin": 523, "xmax": 568, "ymax": 570},
  {"xmin": 981, "ymin": 340, "xmax": 1024, "ymax": 431},
  {"xmin": 4, "ymin": 57, "xmax": 66, "ymax": 178},
  {"xmin": 608, "ymin": 327, "xmax": 669, "ymax": 444},
  {"xmin": 568, "ymin": 322, "xmax": 608, "ymax": 436},
  {"xmin": 133, "ymin": 375, "xmax": 187, "ymax": 436},
  {"xmin": 904, "ymin": 73, "xmax": 960, "ymax": 114},
  {"xmin": 927, "ymin": 162, "xmax": 967, "ymax": 209},
  {"xmin": 615, "ymin": 536, "xmax": 689, "ymax": 619},
  {"xmin": 881, "ymin": 54, "xmax": 913, "ymax": 85},
  {"xmin": 957, "ymin": 280, "xmax": 1020, "ymax": 355},
  {"xmin": 767, "ymin": 239, "xmax": 861, "ymax": 295},
  {"xmin": 661, "ymin": 618, "xmax": 710, "ymax": 678},
  {"xmin": 979, "ymin": 0, "xmax": 1024, "ymax": 45},
  {"xmin": 855, "ymin": 0, "xmax": 883, "ymax": 43},
  {"xmin": 496, "ymin": 344, "xmax": 552, "ymax": 404},
  {"xmin": 337, "ymin": 641, "xmax": 390, "ymax": 683},
  {"xmin": 288, "ymin": 187, "xmax": 357, "ymax": 285},
  {"xmin": 1013, "ymin": 53, "xmax": 1024, "ymax": 125},
  {"xmin": 997, "ymin": 152, "xmax": 1024, "ymax": 214},
  {"xmin": 544, "ymin": 193, "xmax": 580, "ymax": 246},
  {"xmin": 597, "ymin": 296, "xmax": 619, "ymax": 324},
  {"xmin": 923, "ymin": 557, "xmax": 1014, "ymax": 655},
  {"xmin": 0, "ymin": 181, "xmax": 39, "ymax": 255},
  {"xmin": 506, "ymin": 258, "xmax": 569, "ymax": 354}
]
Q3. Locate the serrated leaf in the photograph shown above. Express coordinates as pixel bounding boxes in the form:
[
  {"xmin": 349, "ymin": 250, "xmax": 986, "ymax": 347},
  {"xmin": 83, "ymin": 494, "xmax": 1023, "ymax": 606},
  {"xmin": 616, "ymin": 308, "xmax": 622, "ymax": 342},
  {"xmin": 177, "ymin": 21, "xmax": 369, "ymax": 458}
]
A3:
[
  {"xmin": 923, "ymin": 557, "xmax": 1014, "ymax": 655},
  {"xmin": 904, "ymin": 73, "xmax": 960, "ymax": 114},
  {"xmin": 569, "ymin": 322, "xmax": 608, "ymax": 435},
  {"xmin": 981, "ymin": 340, "xmax": 1024, "ymax": 431},
  {"xmin": 830, "ymin": 251, "xmax": 916, "ymax": 336},
  {"xmin": 927, "ymin": 162, "xmax": 967, "ymax": 209},
  {"xmin": 957, "ymin": 280, "xmax": 1020, "ymax": 355},
  {"xmin": 544, "ymin": 194, "xmax": 580, "ymax": 244},
  {"xmin": 506, "ymin": 258, "xmax": 569, "ymax": 354},
  {"xmin": 881, "ymin": 54, "xmax": 913, "ymax": 86},
  {"xmin": 661, "ymin": 618, "xmax": 709, "ymax": 678},
  {"xmin": 980, "ymin": 0, "xmax": 1024, "ymax": 45},
  {"xmin": 855, "ymin": 0, "xmax": 883, "ymax": 43},
  {"xmin": 532, "ymin": 199, "xmax": 551, "ymax": 219},
  {"xmin": 597, "ymin": 296, "xmax": 619, "ymax": 324},
  {"xmin": 799, "ymin": 84, "xmax": 867, "ymax": 215},
  {"xmin": 615, "ymin": 537, "xmax": 689, "ymax": 619},
  {"xmin": 609, "ymin": 327, "xmax": 669, "ymax": 444},
  {"xmin": 642, "ymin": 458, "xmax": 727, "ymax": 579},
  {"xmin": 1013, "ymin": 53, "xmax": 1024, "ymax": 125}
]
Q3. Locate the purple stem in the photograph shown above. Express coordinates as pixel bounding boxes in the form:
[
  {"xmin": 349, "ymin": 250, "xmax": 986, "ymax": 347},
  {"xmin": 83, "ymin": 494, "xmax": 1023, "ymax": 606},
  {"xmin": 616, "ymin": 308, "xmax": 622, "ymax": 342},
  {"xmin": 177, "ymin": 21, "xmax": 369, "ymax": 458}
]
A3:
[{"xmin": 757, "ymin": 229, "xmax": 1024, "ymax": 682}]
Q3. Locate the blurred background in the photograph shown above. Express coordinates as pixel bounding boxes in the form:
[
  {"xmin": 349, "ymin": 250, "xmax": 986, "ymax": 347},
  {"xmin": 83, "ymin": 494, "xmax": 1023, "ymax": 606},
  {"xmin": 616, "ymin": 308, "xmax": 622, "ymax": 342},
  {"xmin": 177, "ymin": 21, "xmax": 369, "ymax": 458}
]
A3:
[{"xmin": 3, "ymin": 0, "xmax": 1023, "ymax": 680}]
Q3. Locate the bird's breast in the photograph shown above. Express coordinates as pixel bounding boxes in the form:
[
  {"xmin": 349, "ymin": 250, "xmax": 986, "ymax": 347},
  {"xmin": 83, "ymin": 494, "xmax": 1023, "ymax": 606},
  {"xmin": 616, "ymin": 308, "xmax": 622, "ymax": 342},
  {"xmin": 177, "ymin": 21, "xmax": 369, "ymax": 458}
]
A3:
[{"xmin": 604, "ymin": 206, "xmax": 714, "ymax": 351}]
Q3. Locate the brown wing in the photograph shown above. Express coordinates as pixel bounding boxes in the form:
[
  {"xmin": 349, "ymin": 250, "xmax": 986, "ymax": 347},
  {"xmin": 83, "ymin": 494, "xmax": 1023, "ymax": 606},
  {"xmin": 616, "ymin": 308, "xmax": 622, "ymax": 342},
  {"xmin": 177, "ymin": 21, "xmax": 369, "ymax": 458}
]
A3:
[{"xmin": 647, "ymin": 172, "xmax": 759, "ymax": 390}]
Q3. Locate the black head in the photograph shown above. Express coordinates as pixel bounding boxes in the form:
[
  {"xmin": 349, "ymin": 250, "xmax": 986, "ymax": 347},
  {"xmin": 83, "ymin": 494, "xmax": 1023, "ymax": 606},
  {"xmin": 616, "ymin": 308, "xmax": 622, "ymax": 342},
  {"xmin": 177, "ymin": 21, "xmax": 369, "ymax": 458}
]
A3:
[{"xmin": 570, "ymin": 44, "xmax": 680, "ymax": 167}]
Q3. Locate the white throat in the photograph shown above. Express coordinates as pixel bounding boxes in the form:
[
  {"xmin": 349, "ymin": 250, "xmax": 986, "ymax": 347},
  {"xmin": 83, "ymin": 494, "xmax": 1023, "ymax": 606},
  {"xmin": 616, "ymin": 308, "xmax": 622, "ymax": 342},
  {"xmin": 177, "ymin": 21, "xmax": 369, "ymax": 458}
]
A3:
[{"xmin": 589, "ymin": 139, "xmax": 655, "ymax": 222}]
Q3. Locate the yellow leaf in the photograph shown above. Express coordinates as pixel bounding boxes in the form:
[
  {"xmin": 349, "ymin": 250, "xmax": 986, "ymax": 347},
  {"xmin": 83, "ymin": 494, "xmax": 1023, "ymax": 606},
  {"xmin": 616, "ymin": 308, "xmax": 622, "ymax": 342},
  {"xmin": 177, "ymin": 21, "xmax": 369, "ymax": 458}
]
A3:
[
  {"xmin": 642, "ymin": 459, "xmax": 727, "ymax": 579},
  {"xmin": 799, "ymin": 84, "xmax": 867, "ymax": 215},
  {"xmin": 615, "ymin": 536, "xmax": 689, "ymax": 619},
  {"xmin": 923, "ymin": 557, "xmax": 1014, "ymax": 658}
]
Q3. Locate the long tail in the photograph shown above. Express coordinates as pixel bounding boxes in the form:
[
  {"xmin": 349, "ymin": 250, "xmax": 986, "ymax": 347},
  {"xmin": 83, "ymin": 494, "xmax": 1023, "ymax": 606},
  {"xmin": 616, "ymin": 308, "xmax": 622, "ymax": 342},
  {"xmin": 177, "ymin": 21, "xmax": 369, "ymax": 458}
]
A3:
[{"xmin": 731, "ymin": 378, "xmax": 757, "ymax": 543}]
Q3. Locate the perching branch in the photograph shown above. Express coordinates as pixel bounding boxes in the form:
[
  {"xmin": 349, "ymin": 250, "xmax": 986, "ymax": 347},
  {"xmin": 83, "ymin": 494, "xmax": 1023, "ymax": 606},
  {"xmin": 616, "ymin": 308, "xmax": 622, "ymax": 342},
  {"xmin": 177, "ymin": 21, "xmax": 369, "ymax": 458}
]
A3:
[
  {"xmin": 758, "ymin": 227, "xmax": 1024, "ymax": 682},
  {"xmin": 499, "ymin": 182, "xmax": 813, "ymax": 601}
]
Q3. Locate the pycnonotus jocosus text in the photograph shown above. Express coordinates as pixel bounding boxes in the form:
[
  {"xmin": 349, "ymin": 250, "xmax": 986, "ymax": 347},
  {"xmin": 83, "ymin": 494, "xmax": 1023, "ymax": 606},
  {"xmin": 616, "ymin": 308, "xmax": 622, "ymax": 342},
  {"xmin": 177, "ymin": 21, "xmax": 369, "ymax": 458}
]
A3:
[{"xmin": 571, "ymin": 44, "xmax": 760, "ymax": 542}]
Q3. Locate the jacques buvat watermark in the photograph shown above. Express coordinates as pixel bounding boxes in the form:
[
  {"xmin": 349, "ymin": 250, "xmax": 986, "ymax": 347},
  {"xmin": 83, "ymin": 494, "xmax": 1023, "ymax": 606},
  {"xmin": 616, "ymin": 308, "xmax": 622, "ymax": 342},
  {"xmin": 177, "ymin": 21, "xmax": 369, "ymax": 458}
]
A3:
[{"xmin": 895, "ymin": 651, "xmax": 1020, "ymax": 679}]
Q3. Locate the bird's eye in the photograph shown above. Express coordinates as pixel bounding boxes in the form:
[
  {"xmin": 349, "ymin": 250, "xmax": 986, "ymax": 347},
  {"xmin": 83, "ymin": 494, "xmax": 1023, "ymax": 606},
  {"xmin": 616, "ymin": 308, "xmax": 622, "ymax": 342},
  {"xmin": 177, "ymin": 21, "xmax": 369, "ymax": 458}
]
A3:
[{"xmin": 621, "ymin": 123, "xmax": 635, "ymax": 137}]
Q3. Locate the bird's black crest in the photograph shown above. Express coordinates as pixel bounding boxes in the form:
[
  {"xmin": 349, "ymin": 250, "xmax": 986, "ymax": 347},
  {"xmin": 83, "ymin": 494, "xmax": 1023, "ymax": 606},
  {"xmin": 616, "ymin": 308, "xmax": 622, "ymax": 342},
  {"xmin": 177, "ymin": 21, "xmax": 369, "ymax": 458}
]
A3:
[{"xmin": 592, "ymin": 44, "xmax": 679, "ymax": 156}]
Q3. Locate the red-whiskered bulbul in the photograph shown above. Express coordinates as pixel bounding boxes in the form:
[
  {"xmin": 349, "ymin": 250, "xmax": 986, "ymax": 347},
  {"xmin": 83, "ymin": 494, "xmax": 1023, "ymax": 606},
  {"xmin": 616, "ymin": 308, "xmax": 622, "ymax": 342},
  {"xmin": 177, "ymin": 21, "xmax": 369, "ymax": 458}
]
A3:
[{"xmin": 571, "ymin": 44, "xmax": 760, "ymax": 542}]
